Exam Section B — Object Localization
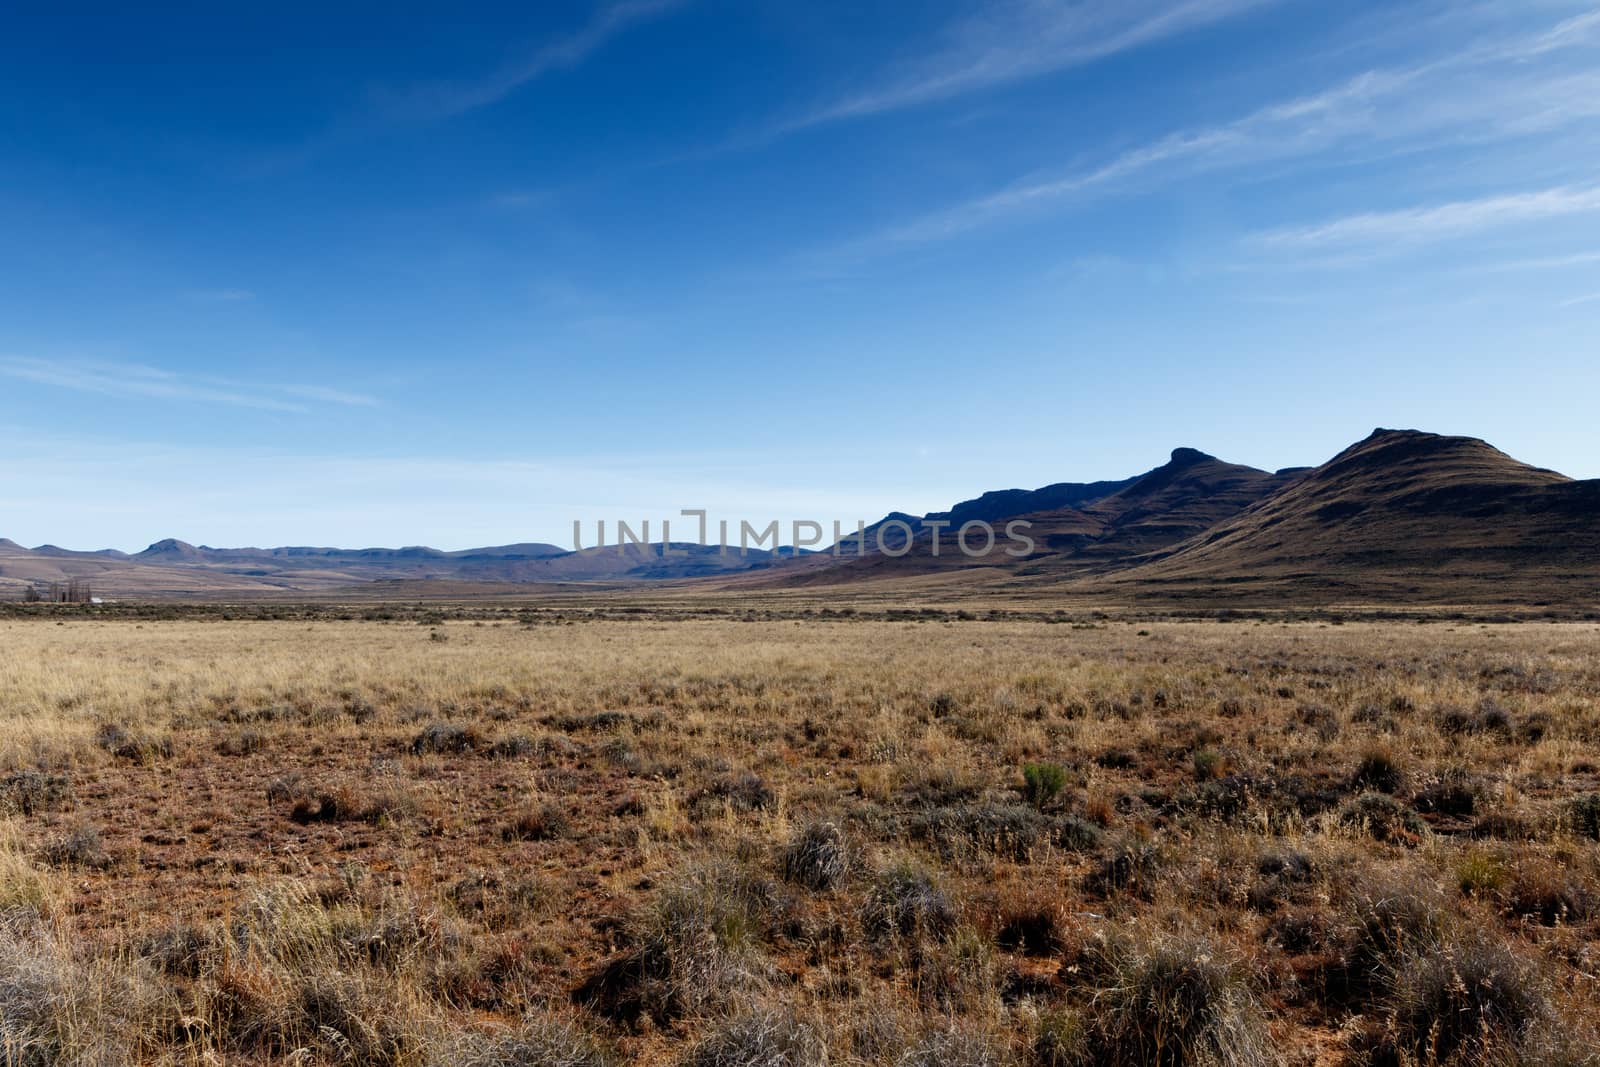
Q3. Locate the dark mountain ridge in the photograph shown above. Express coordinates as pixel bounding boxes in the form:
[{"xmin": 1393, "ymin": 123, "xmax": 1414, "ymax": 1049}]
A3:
[{"xmin": 6, "ymin": 428, "xmax": 1597, "ymax": 602}]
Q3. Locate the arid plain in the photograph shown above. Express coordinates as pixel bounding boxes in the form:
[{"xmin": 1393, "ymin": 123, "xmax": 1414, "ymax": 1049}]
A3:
[{"xmin": 3, "ymin": 606, "xmax": 1599, "ymax": 1066}]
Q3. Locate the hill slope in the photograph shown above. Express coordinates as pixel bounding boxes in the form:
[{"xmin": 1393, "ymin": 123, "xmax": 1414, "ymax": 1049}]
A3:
[
  {"xmin": 1102, "ymin": 429, "xmax": 1600, "ymax": 601},
  {"xmin": 786, "ymin": 447, "xmax": 1297, "ymax": 585}
]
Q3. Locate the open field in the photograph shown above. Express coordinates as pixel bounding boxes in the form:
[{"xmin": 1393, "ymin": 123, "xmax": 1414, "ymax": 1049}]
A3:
[{"xmin": 3, "ymin": 611, "xmax": 1600, "ymax": 1065}]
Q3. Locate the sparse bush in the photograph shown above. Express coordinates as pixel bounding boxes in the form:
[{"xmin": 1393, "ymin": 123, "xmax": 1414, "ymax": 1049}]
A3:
[
  {"xmin": 1375, "ymin": 934, "xmax": 1554, "ymax": 1066},
  {"xmin": 1565, "ymin": 794, "xmax": 1600, "ymax": 840},
  {"xmin": 779, "ymin": 821, "xmax": 851, "ymax": 891},
  {"xmin": 576, "ymin": 864, "xmax": 776, "ymax": 1026},
  {"xmin": 0, "ymin": 771, "xmax": 71, "ymax": 815},
  {"xmin": 1412, "ymin": 769, "xmax": 1478, "ymax": 818},
  {"xmin": 1084, "ymin": 836, "xmax": 1161, "ymax": 900},
  {"xmin": 433, "ymin": 1013, "xmax": 615, "ymax": 1067},
  {"xmin": 412, "ymin": 722, "xmax": 480, "ymax": 754},
  {"xmin": 217, "ymin": 729, "xmax": 265, "ymax": 757},
  {"xmin": 503, "ymin": 802, "xmax": 569, "ymax": 842},
  {"xmin": 897, "ymin": 1024, "xmax": 1014, "ymax": 1067},
  {"xmin": 95, "ymin": 722, "xmax": 173, "ymax": 763},
  {"xmin": 1084, "ymin": 927, "xmax": 1273, "ymax": 1067},
  {"xmin": 1340, "ymin": 793, "xmax": 1425, "ymax": 844},
  {"xmin": 864, "ymin": 864, "xmax": 957, "ymax": 943},
  {"xmin": 1351, "ymin": 746, "xmax": 1405, "ymax": 794},
  {"xmin": 685, "ymin": 1007, "xmax": 827, "ymax": 1067},
  {"xmin": 42, "ymin": 823, "xmax": 113, "ymax": 870}
]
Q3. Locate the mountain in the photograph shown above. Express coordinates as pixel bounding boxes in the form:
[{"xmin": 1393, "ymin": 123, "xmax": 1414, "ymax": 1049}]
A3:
[
  {"xmin": 28, "ymin": 545, "xmax": 131, "ymax": 560},
  {"xmin": 790, "ymin": 447, "xmax": 1298, "ymax": 585},
  {"xmin": 136, "ymin": 538, "xmax": 207, "ymax": 561},
  {"xmin": 1101, "ymin": 429, "xmax": 1600, "ymax": 601},
  {"xmin": 6, "ymin": 428, "xmax": 1598, "ymax": 604},
  {"xmin": 0, "ymin": 535, "xmax": 796, "ymax": 597}
]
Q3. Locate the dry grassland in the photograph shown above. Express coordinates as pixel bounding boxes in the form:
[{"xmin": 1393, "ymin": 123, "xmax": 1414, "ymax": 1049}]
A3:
[{"xmin": 2, "ymin": 612, "xmax": 1599, "ymax": 1066}]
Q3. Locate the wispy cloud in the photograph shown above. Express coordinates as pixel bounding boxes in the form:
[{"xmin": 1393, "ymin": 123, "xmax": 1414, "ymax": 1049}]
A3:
[
  {"xmin": 830, "ymin": 7, "xmax": 1600, "ymax": 255},
  {"xmin": 782, "ymin": 0, "xmax": 1277, "ymax": 133},
  {"xmin": 1254, "ymin": 185, "xmax": 1600, "ymax": 250},
  {"xmin": 1558, "ymin": 289, "xmax": 1600, "ymax": 307},
  {"xmin": 847, "ymin": 66, "xmax": 1424, "ymax": 248},
  {"xmin": 1469, "ymin": 250, "xmax": 1600, "ymax": 272},
  {"xmin": 0, "ymin": 358, "xmax": 379, "ymax": 413},
  {"xmin": 1513, "ymin": 7, "xmax": 1600, "ymax": 57},
  {"xmin": 373, "ymin": 0, "xmax": 684, "ymax": 123}
]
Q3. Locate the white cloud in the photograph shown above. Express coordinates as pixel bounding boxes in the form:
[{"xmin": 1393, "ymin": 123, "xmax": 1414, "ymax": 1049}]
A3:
[
  {"xmin": 0, "ymin": 357, "xmax": 379, "ymax": 413},
  {"xmin": 831, "ymin": 7, "xmax": 1600, "ymax": 254},
  {"xmin": 1254, "ymin": 185, "xmax": 1600, "ymax": 249},
  {"xmin": 1469, "ymin": 250, "xmax": 1600, "ymax": 272},
  {"xmin": 784, "ymin": 0, "xmax": 1276, "ymax": 132},
  {"xmin": 374, "ymin": 0, "xmax": 684, "ymax": 123},
  {"xmin": 1512, "ymin": 7, "xmax": 1600, "ymax": 57}
]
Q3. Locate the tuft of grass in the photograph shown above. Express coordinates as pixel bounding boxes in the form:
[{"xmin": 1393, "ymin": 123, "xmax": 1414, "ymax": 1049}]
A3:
[
  {"xmin": 896, "ymin": 1024, "xmax": 1014, "ymax": 1067},
  {"xmin": 1340, "ymin": 793, "xmax": 1425, "ymax": 844},
  {"xmin": 864, "ymin": 863, "xmax": 957, "ymax": 944},
  {"xmin": 41, "ymin": 823, "xmax": 113, "ymax": 870},
  {"xmin": 685, "ymin": 1007, "xmax": 827, "ymax": 1067},
  {"xmin": 1564, "ymin": 794, "xmax": 1600, "ymax": 840},
  {"xmin": 95, "ymin": 722, "xmax": 173, "ymax": 764},
  {"xmin": 1455, "ymin": 849, "xmax": 1507, "ymax": 898},
  {"xmin": 502, "ymin": 802, "xmax": 569, "ymax": 842},
  {"xmin": 575, "ymin": 863, "xmax": 777, "ymax": 1026},
  {"xmin": 431, "ymin": 1012, "xmax": 616, "ymax": 1067},
  {"xmin": 411, "ymin": 722, "xmax": 481, "ymax": 755},
  {"xmin": 779, "ymin": 820, "xmax": 852, "ymax": 892},
  {"xmin": 1191, "ymin": 749, "xmax": 1226, "ymax": 782},
  {"xmin": 1350, "ymin": 745, "xmax": 1406, "ymax": 794},
  {"xmin": 1376, "ymin": 934, "xmax": 1556, "ymax": 1067},
  {"xmin": 0, "ymin": 771, "xmax": 72, "ymax": 816},
  {"xmin": 1084, "ymin": 926, "xmax": 1273, "ymax": 1067}
]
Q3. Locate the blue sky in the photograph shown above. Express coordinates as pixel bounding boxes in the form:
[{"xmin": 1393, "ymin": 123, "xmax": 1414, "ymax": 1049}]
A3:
[{"xmin": 3, "ymin": 0, "xmax": 1599, "ymax": 551}]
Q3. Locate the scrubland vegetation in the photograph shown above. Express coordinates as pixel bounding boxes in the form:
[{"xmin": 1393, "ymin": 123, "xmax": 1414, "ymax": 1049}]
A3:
[{"xmin": 2, "ymin": 612, "xmax": 1599, "ymax": 1065}]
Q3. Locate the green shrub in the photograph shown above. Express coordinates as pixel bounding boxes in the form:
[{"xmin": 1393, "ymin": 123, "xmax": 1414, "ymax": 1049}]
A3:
[{"xmin": 1022, "ymin": 762, "xmax": 1068, "ymax": 809}]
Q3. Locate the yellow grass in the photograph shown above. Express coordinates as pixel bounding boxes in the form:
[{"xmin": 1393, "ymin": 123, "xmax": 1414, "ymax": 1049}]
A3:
[{"xmin": 0, "ymin": 611, "xmax": 1598, "ymax": 1065}]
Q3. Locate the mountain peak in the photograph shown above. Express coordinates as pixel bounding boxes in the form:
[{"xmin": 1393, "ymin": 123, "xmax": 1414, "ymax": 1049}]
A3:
[
  {"xmin": 139, "ymin": 538, "xmax": 200, "ymax": 558},
  {"xmin": 1169, "ymin": 447, "xmax": 1214, "ymax": 466}
]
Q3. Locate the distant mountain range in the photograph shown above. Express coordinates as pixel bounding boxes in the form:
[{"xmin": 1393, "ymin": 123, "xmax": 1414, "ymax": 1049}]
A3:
[
  {"xmin": 4, "ymin": 429, "xmax": 1598, "ymax": 603},
  {"xmin": 0, "ymin": 536, "xmax": 795, "ymax": 596}
]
